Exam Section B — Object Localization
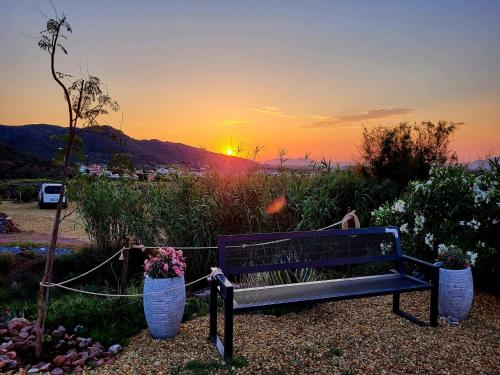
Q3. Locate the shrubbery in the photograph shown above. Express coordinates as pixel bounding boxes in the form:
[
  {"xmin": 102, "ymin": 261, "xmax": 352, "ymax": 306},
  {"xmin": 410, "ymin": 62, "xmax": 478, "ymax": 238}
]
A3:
[
  {"xmin": 69, "ymin": 168, "xmax": 398, "ymax": 280},
  {"xmin": 372, "ymin": 163, "xmax": 499, "ymax": 293}
]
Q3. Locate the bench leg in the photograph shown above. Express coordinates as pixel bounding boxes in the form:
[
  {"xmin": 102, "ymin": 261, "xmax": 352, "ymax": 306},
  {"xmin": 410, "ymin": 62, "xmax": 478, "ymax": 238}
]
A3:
[
  {"xmin": 209, "ymin": 279, "xmax": 234, "ymax": 361},
  {"xmin": 224, "ymin": 287, "xmax": 234, "ymax": 361},
  {"xmin": 430, "ymin": 271, "xmax": 440, "ymax": 327},
  {"xmin": 392, "ymin": 292, "xmax": 400, "ymax": 314},
  {"xmin": 209, "ymin": 279, "xmax": 218, "ymax": 341}
]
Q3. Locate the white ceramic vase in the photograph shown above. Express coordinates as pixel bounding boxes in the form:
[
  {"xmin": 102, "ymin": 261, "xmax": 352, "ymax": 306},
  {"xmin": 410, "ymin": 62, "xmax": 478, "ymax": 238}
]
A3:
[
  {"xmin": 438, "ymin": 267, "xmax": 473, "ymax": 321},
  {"xmin": 143, "ymin": 276, "xmax": 185, "ymax": 339}
]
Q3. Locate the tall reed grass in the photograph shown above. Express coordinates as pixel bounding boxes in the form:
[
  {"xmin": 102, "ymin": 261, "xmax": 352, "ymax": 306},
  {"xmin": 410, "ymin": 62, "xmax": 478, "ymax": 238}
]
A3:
[{"xmin": 69, "ymin": 167, "xmax": 398, "ymax": 280}]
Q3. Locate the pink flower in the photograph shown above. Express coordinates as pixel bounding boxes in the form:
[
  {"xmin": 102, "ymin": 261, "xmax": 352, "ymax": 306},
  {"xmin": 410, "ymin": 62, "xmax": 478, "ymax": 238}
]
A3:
[
  {"xmin": 174, "ymin": 266, "xmax": 184, "ymax": 277},
  {"xmin": 163, "ymin": 264, "xmax": 169, "ymax": 272}
]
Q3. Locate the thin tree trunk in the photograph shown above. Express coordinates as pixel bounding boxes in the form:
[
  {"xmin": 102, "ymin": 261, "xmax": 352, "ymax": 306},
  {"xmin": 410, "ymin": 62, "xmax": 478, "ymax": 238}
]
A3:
[
  {"xmin": 34, "ymin": 130, "xmax": 75, "ymax": 357},
  {"xmin": 34, "ymin": 18, "xmax": 76, "ymax": 358}
]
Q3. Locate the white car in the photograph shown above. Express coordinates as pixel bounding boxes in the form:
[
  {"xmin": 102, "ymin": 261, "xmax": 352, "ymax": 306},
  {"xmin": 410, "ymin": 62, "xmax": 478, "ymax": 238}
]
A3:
[{"xmin": 38, "ymin": 183, "xmax": 67, "ymax": 209}]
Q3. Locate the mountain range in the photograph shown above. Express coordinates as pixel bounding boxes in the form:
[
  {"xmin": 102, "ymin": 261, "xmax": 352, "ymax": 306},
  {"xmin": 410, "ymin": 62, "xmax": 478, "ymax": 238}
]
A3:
[
  {"xmin": 0, "ymin": 124, "xmax": 255, "ymax": 176},
  {"xmin": 263, "ymin": 157, "xmax": 351, "ymax": 169}
]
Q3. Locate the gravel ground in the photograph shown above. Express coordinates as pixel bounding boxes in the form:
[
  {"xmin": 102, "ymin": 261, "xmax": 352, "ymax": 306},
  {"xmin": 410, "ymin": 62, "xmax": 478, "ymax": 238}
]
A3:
[
  {"xmin": 93, "ymin": 291, "xmax": 499, "ymax": 375},
  {"xmin": 0, "ymin": 201, "xmax": 89, "ymax": 244}
]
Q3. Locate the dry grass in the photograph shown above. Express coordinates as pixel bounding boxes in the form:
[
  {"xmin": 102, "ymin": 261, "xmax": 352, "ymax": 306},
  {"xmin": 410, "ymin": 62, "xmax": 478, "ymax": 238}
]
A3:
[
  {"xmin": 0, "ymin": 200, "xmax": 89, "ymax": 244},
  {"xmin": 94, "ymin": 291, "xmax": 499, "ymax": 374}
]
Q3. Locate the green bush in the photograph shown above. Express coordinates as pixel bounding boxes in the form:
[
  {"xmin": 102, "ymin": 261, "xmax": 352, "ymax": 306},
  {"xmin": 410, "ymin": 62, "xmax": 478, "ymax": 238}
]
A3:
[
  {"xmin": 372, "ymin": 164, "xmax": 499, "ymax": 294},
  {"xmin": 2, "ymin": 295, "xmax": 211, "ymax": 347},
  {"xmin": 0, "ymin": 253, "xmax": 15, "ymax": 276},
  {"xmin": 16, "ymin": 185, "xmax": 37, "ymax": 202},
  {"xmin": 45, "ymin": 293, "xmax": 145, "ymax": 346},
  {"xmin": 2, "ymin": 293, "xmax": 145, "ymax": 347}
]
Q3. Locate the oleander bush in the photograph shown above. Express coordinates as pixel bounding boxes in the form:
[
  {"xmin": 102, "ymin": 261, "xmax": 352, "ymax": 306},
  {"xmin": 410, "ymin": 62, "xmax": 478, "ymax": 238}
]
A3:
[{"xmin": 372, "ymin": 162, "xmax": 500, "ymax": 294}]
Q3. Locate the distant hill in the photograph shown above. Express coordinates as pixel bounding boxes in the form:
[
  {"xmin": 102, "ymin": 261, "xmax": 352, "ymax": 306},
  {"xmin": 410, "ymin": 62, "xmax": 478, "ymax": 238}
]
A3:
[
  {"xmin": 0, "ymin": 141, "xmax": 61, "ymax": 179},
  {"xmin": 262, "ymin": 157, "xmax": 351, "ymax": 169},
  {"xmin": 467, "ymin": 158, "xmax": 498, "ymax": 171},
  {"xmin": 0, "ymin": 124, "xmax": 256, "ymax": 172},
  {"xmin": 262, "ymin": 157, "xmax": 316, "ymax": 168}
]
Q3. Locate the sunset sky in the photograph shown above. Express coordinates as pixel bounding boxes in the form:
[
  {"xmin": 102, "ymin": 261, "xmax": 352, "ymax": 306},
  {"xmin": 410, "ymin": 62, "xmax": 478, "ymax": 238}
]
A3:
[{"xmin": 0, "ymin": 0, "xmax": 499, "ymax": 162}]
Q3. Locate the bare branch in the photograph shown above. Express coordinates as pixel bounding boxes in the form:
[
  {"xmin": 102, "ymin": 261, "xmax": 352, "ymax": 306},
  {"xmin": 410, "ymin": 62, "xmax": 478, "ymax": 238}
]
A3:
[
  {"xmin": 58, "ymin": 207, "xmax": 77, "ymax": 224},
  {"xmin": 32, "ymin": 4, "xmax": 50, "ymax": 20}
]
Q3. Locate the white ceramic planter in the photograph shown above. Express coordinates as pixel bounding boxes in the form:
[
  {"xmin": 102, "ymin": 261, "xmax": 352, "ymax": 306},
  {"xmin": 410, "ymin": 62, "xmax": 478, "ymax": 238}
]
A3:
[
  {"xmin": 438, "ymin": 267, "xmax": 473, "ymax": 321},
  {"xmin": 143, "ymin": 276, "xmax": 186, "ymax": 339}
]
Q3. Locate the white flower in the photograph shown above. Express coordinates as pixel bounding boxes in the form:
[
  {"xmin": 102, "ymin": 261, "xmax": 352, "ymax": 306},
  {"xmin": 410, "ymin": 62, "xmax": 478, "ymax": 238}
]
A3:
[
  {"xmin": 400, "ymin": 223, "xmax": 409, "ymax": 234},
  {"xmin": 437, "ymin": 243, "xmax": 447, "ymax": 256},
  {"xmin": 380, "ymin": 242, "xmax": 393, "ymax": 255},
  {"xmin": 492, "ymin": 218, "xmax": 498, "ymax": 225},
  {"xmin": 424, "ymin": 233, "xmax": 434, "ymax": 248},
  {"xmin": 392, "ymin": 200, "xmax": 406, "ymax": 213},
  {"xmin": 466, "ymin": 251, "xmax": 478, "ymax": 266},
  {"xmin": 466, "ymin": 219, "xmax": 481, "ymax": 230},
  {"xmin": 459, "ymin": 221, "xmax": 465, "ymax": 226},
  {"xmin": 413, "ymin": 213, "xmax": 425, "ymax": 234},
  {"xmin": 477, "ymin": 241, "xmax": 485, "ymax": 248}
]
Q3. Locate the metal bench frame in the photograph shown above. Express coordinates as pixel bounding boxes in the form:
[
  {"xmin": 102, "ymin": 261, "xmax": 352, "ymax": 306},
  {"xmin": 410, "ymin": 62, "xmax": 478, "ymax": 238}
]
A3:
[{"xmin": 209, "ymin": 227, "xmax": 440, "ymax": 360}]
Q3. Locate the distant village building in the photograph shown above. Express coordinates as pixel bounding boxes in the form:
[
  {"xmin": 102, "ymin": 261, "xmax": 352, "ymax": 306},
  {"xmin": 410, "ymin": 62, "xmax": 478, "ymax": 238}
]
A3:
[{"xmin": 79, "ymin": 164, "xmax": 106, "ymax": 176}]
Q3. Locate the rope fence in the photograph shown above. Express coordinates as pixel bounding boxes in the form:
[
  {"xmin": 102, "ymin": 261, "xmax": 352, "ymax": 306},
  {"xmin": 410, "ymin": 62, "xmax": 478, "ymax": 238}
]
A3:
[{"xmin": 40, "ymin": 211, "xmax": 358, "ymax": 297}]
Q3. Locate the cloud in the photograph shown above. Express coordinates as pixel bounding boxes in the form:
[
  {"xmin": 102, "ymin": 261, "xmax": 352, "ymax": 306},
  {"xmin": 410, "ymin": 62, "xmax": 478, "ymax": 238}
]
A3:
[
  {"xmin": 213, "ymin": 119, "xmax": 248, "ymax": 126},
  {"xmin": 306, "ymin": 107, "xmax": 414, "ymax": 128},
  {"xmin": 253, "ymin": 106, "xmax": 296, "ymax": 119}
]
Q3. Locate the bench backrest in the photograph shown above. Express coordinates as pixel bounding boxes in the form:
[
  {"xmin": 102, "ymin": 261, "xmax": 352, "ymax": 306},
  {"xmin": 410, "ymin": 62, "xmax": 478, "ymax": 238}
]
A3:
[{"xmin": 217, "ymin": 227, "xmax": 402, "ymax": 275}]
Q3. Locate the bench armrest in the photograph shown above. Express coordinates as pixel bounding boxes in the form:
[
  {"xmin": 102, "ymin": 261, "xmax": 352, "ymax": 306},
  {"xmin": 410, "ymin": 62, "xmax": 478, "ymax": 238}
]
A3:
[
  {"xmin": 214, "ymin": 273, "xmax": 233, "ymax": 297},
  {"xmin": 402, "ymin": 255, "xmax": 440, "ymax": 270}
]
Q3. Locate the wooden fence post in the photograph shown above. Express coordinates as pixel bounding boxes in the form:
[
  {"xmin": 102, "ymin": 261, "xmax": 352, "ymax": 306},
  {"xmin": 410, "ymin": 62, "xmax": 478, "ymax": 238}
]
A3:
[{"xmin": 120, "ymin": 237, "xmax": 131, "ymax": 294}]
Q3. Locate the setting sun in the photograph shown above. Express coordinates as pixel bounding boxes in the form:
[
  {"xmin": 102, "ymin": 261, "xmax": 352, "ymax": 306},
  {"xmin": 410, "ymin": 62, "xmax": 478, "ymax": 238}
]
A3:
[{"xmin": 226, "ymin": 148, "xmax": 233, "ymax": 156}]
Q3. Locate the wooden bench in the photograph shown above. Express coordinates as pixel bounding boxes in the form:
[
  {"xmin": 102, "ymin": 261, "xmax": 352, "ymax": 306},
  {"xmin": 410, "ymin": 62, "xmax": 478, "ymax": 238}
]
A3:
[{"xmin": 209, "ymin": 227, "xmax": 440, "ymax": 360}]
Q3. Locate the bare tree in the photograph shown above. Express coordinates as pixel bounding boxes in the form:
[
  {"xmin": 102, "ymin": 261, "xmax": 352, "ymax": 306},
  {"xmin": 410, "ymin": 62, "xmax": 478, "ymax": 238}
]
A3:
[{"xmin": 34, "ymin": 11, "xmax": 119, "ymax": 357}]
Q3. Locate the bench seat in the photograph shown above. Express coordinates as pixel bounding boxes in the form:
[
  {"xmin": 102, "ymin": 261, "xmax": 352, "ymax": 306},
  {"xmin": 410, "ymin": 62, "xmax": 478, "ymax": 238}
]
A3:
[{"xmin": 233, "ymin": 273, "xmax": 431, "ymax": 311}]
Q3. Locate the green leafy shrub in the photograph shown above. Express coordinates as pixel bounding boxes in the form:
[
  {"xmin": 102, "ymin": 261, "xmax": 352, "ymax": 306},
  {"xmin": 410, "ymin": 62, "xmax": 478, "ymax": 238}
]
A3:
[
  {"xmin": 2, "ymin": 293, "xmax": 145, "ymax": 347},
  {"xmin": 372, "ymin": 164, "xmax": 499, "ymax": 293},
  {"xmin": 0, "ymin": 253, "xmax": 15, "ymax": 275},
  {"xmin": 45, "ymin": 293, "xmax": 145, "ymax": 346},
  {"xmin": 360, "ymin": 121, "xmax": 458, "ymax": 190},
  {"xmin": 16, "ymin": 185, "xmax": 38, "ymax": 202}
]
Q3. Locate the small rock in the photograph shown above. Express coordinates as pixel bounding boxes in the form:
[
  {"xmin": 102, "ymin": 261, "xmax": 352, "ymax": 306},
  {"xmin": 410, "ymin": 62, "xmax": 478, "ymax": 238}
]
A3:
[
  {"xmin": 6, "ymin": 352, "xmax": 16, "ymax": 360},
  {"xmin": 51, "ymin": 368, "xmax": 63, "ymax": 375},
  {"xmin": 8, "ymin": 318, "xmax": 31, "ymax": 331},
  {"xmin": 0, "ymin": 341, "xmax": 14, "ymax": 350},
  {"xmin": 108, "ymin": 344, "xmax": 122, "ymax": 354},
  {"xmin": 72, "ymin": 358, "xmax": 86, "ymax": 367},
  {"xmin": 64, "ymin": 351, "xmax": 79, "ymax": 362},
  {"xmin": 27, "ymin": 368, "xmax": 40, "ymax": 374},
  {"xmin": 74, "ymin": 365, "xmax": 83, "ymax": 373},
  {"xmin": 52, "ymin": 355, "xmax": 66, "ymax": 367},
  {"xmin": 39, "ymin": 363, "xmax": 50, "ymax": 371}
]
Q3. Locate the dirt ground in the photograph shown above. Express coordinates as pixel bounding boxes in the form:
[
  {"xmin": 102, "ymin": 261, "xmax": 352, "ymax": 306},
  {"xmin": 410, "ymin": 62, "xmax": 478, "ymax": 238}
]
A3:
[{"xmin": 0, "ymin": 200, "xmax": 90, "ymax": 246}]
